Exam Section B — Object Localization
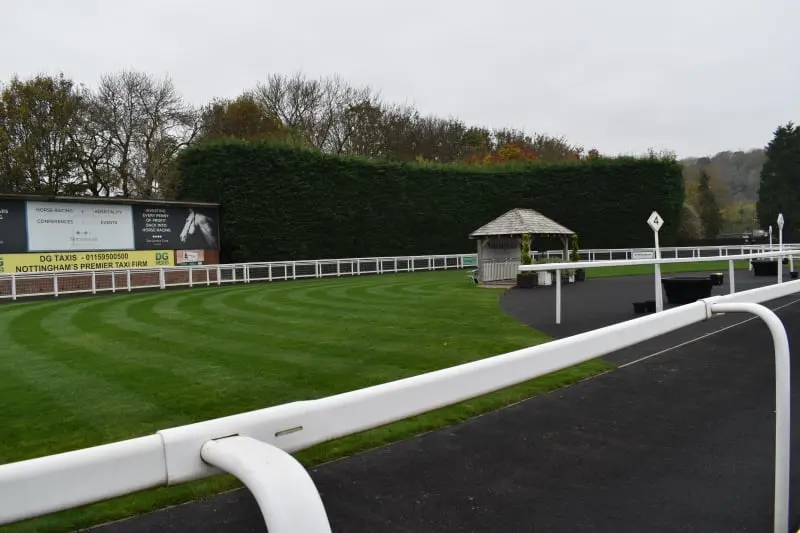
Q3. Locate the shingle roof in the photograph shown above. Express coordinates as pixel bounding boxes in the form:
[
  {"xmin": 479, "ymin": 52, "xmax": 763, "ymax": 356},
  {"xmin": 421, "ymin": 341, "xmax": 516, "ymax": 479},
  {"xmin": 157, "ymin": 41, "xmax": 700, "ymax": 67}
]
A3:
[{"xmin": 469, "ymin": 208, "xmax": 574, "ymax": 238}]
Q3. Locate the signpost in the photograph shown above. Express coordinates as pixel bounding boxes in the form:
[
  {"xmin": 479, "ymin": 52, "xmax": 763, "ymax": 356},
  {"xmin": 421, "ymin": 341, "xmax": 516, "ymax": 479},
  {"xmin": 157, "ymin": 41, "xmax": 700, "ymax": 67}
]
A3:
[
  {"xmin": 647, "ymin": 211, "xmax": 664, "ymax": 312},
  {"xmin": 777, "ymin": 213, "xmax": 785, "ymax": 283}
]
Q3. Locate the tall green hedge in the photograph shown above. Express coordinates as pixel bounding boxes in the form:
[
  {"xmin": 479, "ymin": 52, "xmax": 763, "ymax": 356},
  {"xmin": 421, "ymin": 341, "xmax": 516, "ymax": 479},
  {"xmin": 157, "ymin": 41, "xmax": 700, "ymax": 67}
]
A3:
[{"xmin": 175, "ymin": 140, "xmax": 684, "ymax": 263}]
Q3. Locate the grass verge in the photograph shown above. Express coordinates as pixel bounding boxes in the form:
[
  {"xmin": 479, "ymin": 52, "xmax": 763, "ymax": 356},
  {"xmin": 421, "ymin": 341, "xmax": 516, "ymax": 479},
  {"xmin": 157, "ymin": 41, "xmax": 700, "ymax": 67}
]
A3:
[
  {"xmin": 586, "ymin": 260, "xmax": 750, "ymax": 278},
  {"xmin": 0, "ymin": 270, "xmax": 611, "ymax": 532}
]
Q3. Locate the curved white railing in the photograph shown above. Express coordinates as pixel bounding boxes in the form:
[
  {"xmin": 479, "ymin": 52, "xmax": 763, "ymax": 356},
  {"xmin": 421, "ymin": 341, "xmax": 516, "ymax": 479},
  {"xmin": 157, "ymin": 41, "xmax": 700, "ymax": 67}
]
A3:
[
  {"xmin": 0, "ymin": 276, "xmax": 797, "ymax": 532},
  {"xmin": 1, "ymin": 245, "xmax": 797, "ymax": 301},
  {"xmin": 519, "ymin": 249, "xmax": 800, "ymax": 324}
]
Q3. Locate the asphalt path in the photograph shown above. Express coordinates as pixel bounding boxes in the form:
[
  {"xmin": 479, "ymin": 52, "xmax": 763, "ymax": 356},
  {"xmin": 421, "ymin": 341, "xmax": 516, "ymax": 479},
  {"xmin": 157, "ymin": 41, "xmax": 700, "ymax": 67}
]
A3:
[{"xmin": 87, "ymin": 269, "xmax": 800, "ymax": 532}]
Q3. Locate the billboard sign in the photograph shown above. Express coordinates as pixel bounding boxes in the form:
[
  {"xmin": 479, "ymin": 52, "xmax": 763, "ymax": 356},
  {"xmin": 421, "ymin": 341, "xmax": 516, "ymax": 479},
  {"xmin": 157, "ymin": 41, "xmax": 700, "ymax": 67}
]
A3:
[
  {"xmin": 25, "ymin": 201, "xmax": 135, "ymax": 252},
  {"xmin": 0, "ymin": 250, "xmax": 174, "ymax": 274},
  {"xmin": 133, "ymin": 205, "xmax": 219, "ymax": 251},
  {"xmin": 175, "ymin": 249, "xmax": 205, "ymax": 265},
  {"xmin": 0, "ymin": 199, "xmax": 28, "ymax": 253}
]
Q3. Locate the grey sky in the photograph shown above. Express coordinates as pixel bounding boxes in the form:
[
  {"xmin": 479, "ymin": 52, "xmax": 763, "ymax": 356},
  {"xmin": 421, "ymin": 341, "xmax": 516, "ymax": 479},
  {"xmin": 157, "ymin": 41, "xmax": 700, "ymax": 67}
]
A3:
[{"xmin": 2, "ymin": 0, "xmax": 798, "ymax": 158}]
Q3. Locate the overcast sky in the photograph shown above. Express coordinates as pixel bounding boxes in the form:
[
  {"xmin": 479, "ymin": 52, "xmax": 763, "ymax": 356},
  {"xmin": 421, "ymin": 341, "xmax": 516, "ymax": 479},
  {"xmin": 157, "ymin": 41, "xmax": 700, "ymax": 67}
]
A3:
[{"xmin": 2, "ymin": 0, "xmax": 798, "ymax": 158}]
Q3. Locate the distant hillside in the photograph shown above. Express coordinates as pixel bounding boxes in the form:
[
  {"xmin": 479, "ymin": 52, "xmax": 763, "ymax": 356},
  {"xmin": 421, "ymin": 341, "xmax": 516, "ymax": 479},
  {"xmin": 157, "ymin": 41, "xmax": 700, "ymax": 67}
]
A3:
[{"xmin": 680, "ymin": 149, "xmax": 766, "ymax": 203}]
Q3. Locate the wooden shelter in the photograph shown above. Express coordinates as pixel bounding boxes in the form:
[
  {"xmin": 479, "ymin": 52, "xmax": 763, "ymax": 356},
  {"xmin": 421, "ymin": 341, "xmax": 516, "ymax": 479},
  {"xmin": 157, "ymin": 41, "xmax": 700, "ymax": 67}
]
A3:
[{"xmin": 469, "ymin": 208, "xmax": 575, "ymax": 283}]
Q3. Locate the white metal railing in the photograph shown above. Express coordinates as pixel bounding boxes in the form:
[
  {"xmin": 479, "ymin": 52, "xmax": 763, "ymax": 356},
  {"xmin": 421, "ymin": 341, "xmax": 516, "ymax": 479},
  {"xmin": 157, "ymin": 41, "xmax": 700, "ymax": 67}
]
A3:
[
  {"xmin": 1, "ymin": 245, "xmax": 797, "ymax": 300},
  {"xmin": 0, "ymin": 277, "xmax": 797, "ymax": 532},
  {"xmin": 542, "ymin": 243, "xmax": 800, "ymax": 262},
  {"xmin": 519, "ymin": 250, "xmax": 800, "ymax": 324},
  {"xmin": 0, "ymin": 254, "xmax": 476, "ymax": 301},
  {"xmin": 480, "ymin": 245, "xmax": 800, "ymax": 283}
]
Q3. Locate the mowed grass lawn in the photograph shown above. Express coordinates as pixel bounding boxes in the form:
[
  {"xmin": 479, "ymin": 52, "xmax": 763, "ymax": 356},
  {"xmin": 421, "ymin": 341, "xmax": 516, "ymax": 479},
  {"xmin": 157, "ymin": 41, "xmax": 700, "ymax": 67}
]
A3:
[
  {"xmin": 0, "ymin": 270, "xmax": 612, "ymax": 533},
  {"xmin": 585, "ymin": 259, "xmax": 751, "ymax": 278}
]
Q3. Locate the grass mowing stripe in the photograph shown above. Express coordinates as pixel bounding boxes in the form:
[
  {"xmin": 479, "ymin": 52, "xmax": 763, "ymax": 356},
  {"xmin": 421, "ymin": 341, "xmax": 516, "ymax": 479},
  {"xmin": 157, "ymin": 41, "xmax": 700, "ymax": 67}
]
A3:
[
  {"xmin": 273, "ymin": 275, "xmax": 450, "ymax": 312},
  {"xmin": 1, "ymin": 270, "xmax": 609, "ymax": 533},
  {"xmin": 0, "ymin": 366, "xmax": 107, "ymax": 464},
  {"xmin": 104, "ymin": 298, "xmax": 387, "ymax": 397},
  {"xmin": 3, "ymin": 306, "xmax": 169, "ymax": 434},
  {"xmin": 65, "ymin": 299, "xmax": 284, "ymax": 421},
  {"xmin": 124, "ymin": 293, "xmax": 414, "ymax": 378},
  {"xmin": 223, "ymin": 285, "xmax": 540, "ymax": 366}
]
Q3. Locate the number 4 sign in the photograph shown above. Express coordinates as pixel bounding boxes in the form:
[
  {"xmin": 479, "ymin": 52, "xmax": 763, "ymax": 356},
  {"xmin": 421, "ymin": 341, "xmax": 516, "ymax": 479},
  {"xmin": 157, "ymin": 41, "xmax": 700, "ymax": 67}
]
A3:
[
  {"xmin": 647, "ymin": 211, "xmax": 664, "ymax": 233},
  {"xmin": 647, "ymin": 211, "xmax": 665, "ymax": 312}
]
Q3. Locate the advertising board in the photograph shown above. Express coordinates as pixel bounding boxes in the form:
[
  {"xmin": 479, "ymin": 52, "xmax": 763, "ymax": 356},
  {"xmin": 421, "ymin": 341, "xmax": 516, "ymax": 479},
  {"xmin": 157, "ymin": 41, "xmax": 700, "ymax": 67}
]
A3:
[
  {"xmin": 25, "ymin": 201, "xmax": 135, "ymax": 252},
  {"xmin": 175, "ymin": 250, "xmax": 205, "ymax": 265},
  {"xmin": 133, "ymin": 205, "xmax": 219, "ymax": 251},
  {"xmin": 0, "ymin": 197, "xmax": 220, "ymax": 270},
  {"xmin": 0, "ymin": 250, "xmax": 174, "ymax": 274},
  {"xmin": 0, "ymin": 200, "xmax": 30, "ymax": 253}
]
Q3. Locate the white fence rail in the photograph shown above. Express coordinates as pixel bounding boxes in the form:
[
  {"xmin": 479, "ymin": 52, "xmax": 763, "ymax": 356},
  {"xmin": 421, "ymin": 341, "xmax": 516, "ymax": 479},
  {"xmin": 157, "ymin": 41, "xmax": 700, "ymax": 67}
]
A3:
[
  {"xmin": 0, "ymin": 254, "xmax": 475, "ymax": 301},
  {"xmin": 544, "ymin": 243, "xmax": 800, "ymax": 262},
  {"xmin": 519, "ymin": 250, "xmax": 800, "ymax": 324},
  {"xmin": 0, "ymin": 276, "xmax": 797, "ymax": 532},
  {"xmin": 2, "ymin": 245, "xmax": 799, "ymax": 300},
  {"xmin": 480, "ymin": 245, "xmax": 800, "ymax": 283}
]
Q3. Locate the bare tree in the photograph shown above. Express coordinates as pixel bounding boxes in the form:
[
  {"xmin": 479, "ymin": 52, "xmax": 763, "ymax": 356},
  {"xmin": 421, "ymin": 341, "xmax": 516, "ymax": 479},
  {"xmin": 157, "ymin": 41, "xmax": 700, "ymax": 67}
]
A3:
[
  {"xmin": 92, "ymin": 70, "xmax": 198, "ymax": 198},
  {"xmin": 253, "ymin": 72, "xmax": 380, "ymax": 153},
  {"xmin": 69, "ymin": 85, "xmax": 115, "ymax": 196}
]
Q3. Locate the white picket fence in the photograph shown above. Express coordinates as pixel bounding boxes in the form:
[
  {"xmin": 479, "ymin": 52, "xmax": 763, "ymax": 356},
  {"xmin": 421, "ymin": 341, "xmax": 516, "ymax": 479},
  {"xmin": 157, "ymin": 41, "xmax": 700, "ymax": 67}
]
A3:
[
  {"xmin": 0, "ymin": 254, "xmax": 475, "ymax": 301},
  {"xmin": 519, "ymin": 249, "xmax": 800, "ymax": 324},
  {"xmin": 547, "ymin": 243, "xmax": 800, "ymax": 262},
  {"xmin": 0, "ymin": 251, "xmax": 798, "ymax": 532},
  {"xmin": 480, "ymin": 244, "xmax": 800, "ymax": 283},
  {"xmin": 2, "ymin": 245, "xmax": 798, "ymax": 301}
]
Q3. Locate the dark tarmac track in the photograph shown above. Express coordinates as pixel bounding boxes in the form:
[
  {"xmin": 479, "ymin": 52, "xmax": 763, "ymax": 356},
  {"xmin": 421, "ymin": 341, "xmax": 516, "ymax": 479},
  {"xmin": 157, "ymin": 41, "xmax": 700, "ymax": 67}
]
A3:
[{"xmin": 88, "ymin": 269, "xmax": 800, "ymax": 532}]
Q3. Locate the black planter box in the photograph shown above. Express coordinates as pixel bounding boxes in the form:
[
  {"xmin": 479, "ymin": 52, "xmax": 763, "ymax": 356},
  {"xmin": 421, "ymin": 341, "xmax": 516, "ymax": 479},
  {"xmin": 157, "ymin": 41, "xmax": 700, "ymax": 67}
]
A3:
[
  {"xmin": 575, "ymin": 269, "xmax": 586, "ymax": 282},
  {"xmin": 709, "ymin": 272, "xmax": 724, "ymax": 286},
  {"xmin": 751, "ymin": 259, "xmax": 779, "ymax": 276},
  {"xmin": 661, "ymin": 277, "xmax": 714, "ymax": 304},
  {"xmin": 633, "ymin": 300, "xmax": 657, "ymax": 314},
  {"xmin": 791, "ymin": 271, "xmax": 798, "ymax": 280},
  {"xmin": 516, "ymin": 273, "xmax": 537, "ymax": 289}
]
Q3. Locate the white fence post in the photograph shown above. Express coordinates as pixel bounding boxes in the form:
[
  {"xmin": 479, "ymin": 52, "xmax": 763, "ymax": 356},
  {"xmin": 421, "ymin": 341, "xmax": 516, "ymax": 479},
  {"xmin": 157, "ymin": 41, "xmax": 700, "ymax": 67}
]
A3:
[
  {"xmin": 53, "ymin": 274, "xmax": 58, "ymax": 298},
  {"xmin": 91, "ymin": 271, "xmax": 97, "ymax": 295},
  {"xmin": 10, "ymin": 274, "xmax": 16, "ymax": 301},
  {"xmin": 728, "ymin": 259, "xmax": 736, "ymax": 294},
  {"xmin": 555, "ymin": 269, "xmax": 562, "ymax": 324}
]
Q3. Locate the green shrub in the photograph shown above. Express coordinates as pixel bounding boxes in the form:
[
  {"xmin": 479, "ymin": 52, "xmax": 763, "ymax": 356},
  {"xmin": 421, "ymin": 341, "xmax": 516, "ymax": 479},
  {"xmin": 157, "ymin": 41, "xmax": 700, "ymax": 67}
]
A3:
[{"xmin": 174, "ymin": 140, "xmax": 684, "ymax": 263}]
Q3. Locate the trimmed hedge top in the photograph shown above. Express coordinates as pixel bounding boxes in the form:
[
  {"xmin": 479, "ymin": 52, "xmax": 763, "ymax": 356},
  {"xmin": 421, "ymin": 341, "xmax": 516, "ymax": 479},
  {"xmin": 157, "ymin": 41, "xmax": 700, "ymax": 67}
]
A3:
[{"xmin": 175, "ymin": 140, "xmax": 684, "ymax": 263}]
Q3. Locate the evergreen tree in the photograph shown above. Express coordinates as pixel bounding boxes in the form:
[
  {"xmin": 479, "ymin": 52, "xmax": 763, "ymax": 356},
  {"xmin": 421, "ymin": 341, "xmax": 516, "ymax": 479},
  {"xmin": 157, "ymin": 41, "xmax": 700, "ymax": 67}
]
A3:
[
  {"xmin": 757, "ymin": 122, "xmax": 800, "ymax": 233},
  {"xmin": 698, "ymin": 169, "xmax": 723, "ymax": 238}
]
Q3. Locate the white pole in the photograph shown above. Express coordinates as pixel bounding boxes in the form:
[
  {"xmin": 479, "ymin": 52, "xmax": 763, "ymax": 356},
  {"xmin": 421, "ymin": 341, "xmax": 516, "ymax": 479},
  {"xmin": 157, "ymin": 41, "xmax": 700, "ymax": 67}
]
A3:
[
  {"xmin": 654, "ymin": 231, "xmax": 663, "ymax": 312},
  {"xmin": 777, "ymin": 214, "xmax": 785, "ymax": 284},
  {"xmin": 728, "ymin": 259, "xmax": 736, "ymax": 294},
  {"xmin": 555, "ymin": 269, "xmax": 561, "ymax": 324}
]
